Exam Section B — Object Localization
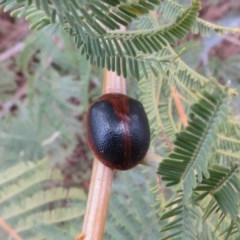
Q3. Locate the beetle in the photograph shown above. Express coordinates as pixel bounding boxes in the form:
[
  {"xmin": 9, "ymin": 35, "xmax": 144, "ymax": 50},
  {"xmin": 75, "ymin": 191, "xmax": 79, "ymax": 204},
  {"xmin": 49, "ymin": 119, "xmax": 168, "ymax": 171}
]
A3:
[{"xmin": 86, "ymin": 93, "xmax": 150, "ymax": 170}]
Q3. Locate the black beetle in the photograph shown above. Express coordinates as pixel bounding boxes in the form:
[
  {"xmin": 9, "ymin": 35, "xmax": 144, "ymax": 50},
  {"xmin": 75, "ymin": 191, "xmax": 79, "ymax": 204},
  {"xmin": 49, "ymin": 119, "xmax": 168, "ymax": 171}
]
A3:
[{"xmin": 86, "ymin": 93, "xmax": 150, "ymax": 170}]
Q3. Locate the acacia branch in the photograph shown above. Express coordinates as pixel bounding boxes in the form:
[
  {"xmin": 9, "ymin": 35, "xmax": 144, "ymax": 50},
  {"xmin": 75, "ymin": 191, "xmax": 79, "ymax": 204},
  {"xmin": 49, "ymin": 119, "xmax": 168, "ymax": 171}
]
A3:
[{"xmin": 77, "ymin": 72, "xmax": 126, "ymax": 240}]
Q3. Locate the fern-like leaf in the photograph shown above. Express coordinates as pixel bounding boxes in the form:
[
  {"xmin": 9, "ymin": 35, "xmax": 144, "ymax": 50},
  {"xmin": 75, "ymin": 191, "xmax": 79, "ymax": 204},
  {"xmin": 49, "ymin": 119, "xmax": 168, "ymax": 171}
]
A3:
[
  {"xmin": 1, "ymin": 0, "xmax": 202, "ymax": 79},
  {"xmin": 160, "ymin": 192, "xmax": 201, "ymax": 240},
  {"xmin": 0, "ymin": 159, "xmax": 86, "ymax": 240},
  {"xmin": 158, "ymin": 87, "xmax": 229, "ymax": 201},
  {"xmin": 159, "ymin": 165, "xmax": 240, "ymax": 239},
  {"xmin": 138, "ymin": 45, "xmax": 208, "ymax": 146},
  {"xmin": 159, "ymin": 0, "xmax": 239, "ymax": 36},
  {"xmin": 105, "ymin": 168, "xmax": 161, "ymax": 239},
  {"xmin": 213, "ymin": 130, "xmax": 240, "ymax": 164},
  {"xmin": 195, "ymin": 165, "xmax": 240, "ymax": 220}
]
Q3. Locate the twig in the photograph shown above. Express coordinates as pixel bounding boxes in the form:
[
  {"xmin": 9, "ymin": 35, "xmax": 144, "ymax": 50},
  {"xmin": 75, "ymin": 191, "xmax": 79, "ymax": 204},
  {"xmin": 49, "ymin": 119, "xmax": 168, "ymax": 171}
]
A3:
[
  {"xmin": 163, "ymin": 130, "xmax": 174, "ymax": 152},
  {"xmin": 0, "ymin": 42, "xmax": 24, "ymax": 62},
  {"xmin": 141, "ymin": 151, "xmax": 162, "ymax": 169},
  {"xmin": 77, "ymin": 71, "xmax": 126, "ymax": 240},
  {"xmin": 0, "ymin": 216, "xmax": 22, "ymax": 240},
  {"xmin": 171, "ymin": 86, "xmax": 188, "ymax": 128},
  {"xmin": 80, "ymin": 159, "xmax": 113, "ymax": 240}
]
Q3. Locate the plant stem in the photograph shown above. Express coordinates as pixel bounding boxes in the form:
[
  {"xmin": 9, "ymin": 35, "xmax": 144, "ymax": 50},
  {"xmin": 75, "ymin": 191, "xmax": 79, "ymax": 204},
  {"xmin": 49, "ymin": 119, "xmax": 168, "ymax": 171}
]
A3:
[
  {"xmin": 0, "ymin": 217, "xmax": 22, "ymax": 240},
  {"xmin": 141, "ymin": 151, "xmax": 162, "ymax": 169},
  {"xmin": 78, "ymin": 72, "xmax": 126, "ymax": 240},
  {"xmin": 80, "ymin": 159, "xmax": 113, "ymax": 240},
  {"xmin": 171, "ymin": 86, "xmax": 188, "ymax": 128}
]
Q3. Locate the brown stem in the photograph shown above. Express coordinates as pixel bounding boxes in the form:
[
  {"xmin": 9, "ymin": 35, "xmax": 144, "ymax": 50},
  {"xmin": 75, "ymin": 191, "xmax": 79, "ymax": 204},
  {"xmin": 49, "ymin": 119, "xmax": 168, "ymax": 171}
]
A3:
[
  {"xmin": 0, "ymin": 216, "xmax": 22, "ymax": 240},
  {"xmin": 80, "ymin": 160, "xmax": 113, "ymax": 240},
  {"xmin": 163, "ymin": 130, "xmax": 174, "ymax": 152},
  {"xmin": 171, "ymin": 86, "xmax": 188, "ymax": 128},
  {"xmin": 141, "ymin": 151, "xmax": 162, "ymax": 169},
  {"xmin": 77, "ymin": 72, "xmax": 126, "ymax": 240}
]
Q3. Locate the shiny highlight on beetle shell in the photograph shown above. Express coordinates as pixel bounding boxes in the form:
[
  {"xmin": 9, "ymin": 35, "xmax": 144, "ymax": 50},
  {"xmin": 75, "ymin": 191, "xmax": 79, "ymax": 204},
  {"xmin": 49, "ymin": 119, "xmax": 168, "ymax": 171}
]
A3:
[{"xmin": 86, "ymin": 93, "xmax": 150, "ymax": 170}]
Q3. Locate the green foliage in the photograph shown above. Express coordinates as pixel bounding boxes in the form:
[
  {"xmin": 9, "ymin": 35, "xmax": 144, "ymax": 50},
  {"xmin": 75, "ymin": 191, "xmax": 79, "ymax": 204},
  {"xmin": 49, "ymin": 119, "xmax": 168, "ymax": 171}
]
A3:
[
  {"xmin": 160, "ymin": 192, "xmax": 201, "ymax": 240},
  {"xmin": 0, "ymin": 28, "xmax": 93, "ymax": 167},
  {"xmin": 0, "ymin": 158, "xmax": 86, "ymax": 240},
  {"xmin": 159, "ymin": 86, "xmax": 230, "ymax": 199},
  {"xmin": 0, "ymin": 0, "xmax": 239, "ymax": 239},
  {"xmin": 158, "ymin": 90, "xmax": 240, "ymax": 239},
  {"xmin": 105, "ymin": 168, "xmax": 162, "ymax": 240},
  {"xmin": 159, "ymin": 0, "xmax": 239, "ymax": 35},
  {"xmin": 196, "ymin": 165, "xmax": 240, "ymax": 240},
  {"xmin": 0, "ymin": 26, "xmax": 92, "ymax": 239},
  {"xmin": 196, "ymin": 165, "xmax": 240, "ymax": 220},
  {"xmin": 159, "ymin": 165, "xmax": 240, "ymax": 240},
  {"xmin": 0, "ymin": 64, "xmax": 16, "ymax": 101},
  {"xmin": 0, "ymin": 0, "xmax": 202, "ymax": 79}
]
